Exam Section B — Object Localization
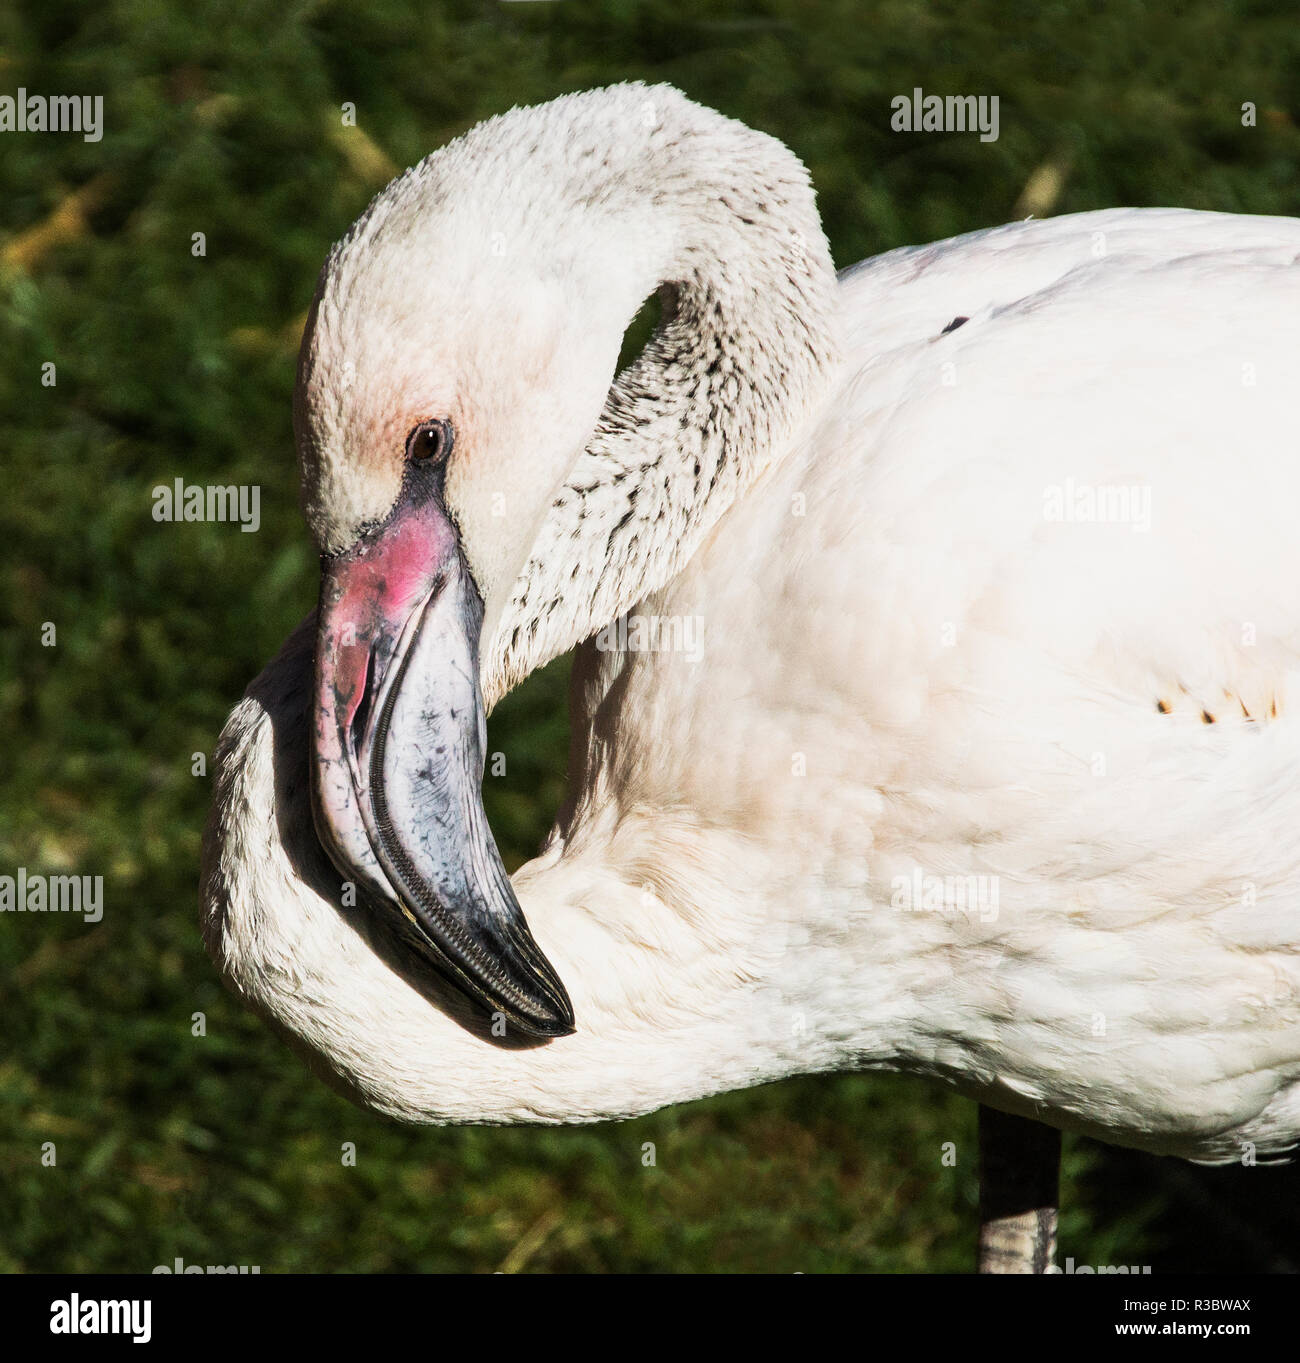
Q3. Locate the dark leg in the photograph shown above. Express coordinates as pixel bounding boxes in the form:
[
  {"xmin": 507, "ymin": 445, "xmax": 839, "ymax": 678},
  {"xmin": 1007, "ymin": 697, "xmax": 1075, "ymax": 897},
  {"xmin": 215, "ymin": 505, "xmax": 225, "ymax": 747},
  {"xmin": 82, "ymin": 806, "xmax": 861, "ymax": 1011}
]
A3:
[{"xmin": 977, "ymin": 1105, "xmax": 1061, "ymax": 1273}]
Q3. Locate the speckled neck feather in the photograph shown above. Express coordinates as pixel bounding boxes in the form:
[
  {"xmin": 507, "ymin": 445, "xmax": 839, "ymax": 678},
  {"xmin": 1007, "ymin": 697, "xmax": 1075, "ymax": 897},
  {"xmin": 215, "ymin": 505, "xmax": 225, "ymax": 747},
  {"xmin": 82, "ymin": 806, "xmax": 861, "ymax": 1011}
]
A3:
[{"xmin": 477, "ymin": 85, "xmax": 842, "ymax": 705}]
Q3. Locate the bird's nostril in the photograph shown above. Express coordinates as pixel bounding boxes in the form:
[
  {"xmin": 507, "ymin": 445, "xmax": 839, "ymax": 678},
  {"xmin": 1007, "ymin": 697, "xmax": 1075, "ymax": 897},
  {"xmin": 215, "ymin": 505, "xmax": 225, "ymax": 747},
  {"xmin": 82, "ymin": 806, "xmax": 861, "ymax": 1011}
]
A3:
[{"xmin": 350, "ymin": 647, "xmax": 376, "ymax": 759}]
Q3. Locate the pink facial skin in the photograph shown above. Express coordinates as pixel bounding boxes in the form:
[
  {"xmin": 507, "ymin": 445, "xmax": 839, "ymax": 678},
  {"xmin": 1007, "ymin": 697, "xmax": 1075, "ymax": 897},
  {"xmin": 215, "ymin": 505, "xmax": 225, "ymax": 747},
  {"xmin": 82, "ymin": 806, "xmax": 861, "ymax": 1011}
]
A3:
[
  {"xmin": 314, "ymin": 495, "xmax": 460, "ymax": 769},
  {"xmin": 310, "ymin": 489, "xmax": 461, "ymax": 896}
]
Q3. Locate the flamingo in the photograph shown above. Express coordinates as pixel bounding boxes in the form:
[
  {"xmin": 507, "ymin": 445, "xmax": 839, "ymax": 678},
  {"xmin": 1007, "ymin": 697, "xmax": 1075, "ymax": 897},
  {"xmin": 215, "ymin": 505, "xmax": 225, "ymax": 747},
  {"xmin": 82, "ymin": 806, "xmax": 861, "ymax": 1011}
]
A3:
[{"xmin": 201, "ymin": 82, "xmax": 1300, "ymax": 1273}]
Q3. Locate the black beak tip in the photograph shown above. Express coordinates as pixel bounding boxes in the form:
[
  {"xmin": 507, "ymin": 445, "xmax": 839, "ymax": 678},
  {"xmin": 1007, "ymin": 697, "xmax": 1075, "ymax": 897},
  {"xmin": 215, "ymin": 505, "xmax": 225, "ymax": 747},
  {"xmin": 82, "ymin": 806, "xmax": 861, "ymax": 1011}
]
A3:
[{"xmin": 515, "ymin": 988, "xmax": 577, "ymax": 1039}]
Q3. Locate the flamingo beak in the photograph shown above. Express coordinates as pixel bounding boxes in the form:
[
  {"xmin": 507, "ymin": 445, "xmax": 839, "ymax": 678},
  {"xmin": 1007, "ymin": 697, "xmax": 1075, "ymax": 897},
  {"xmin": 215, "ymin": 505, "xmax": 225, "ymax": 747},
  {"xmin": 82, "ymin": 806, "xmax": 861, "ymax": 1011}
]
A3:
[{"xmin": 309, "ymin": 463, "xmax": 575, "ymax": 1039}]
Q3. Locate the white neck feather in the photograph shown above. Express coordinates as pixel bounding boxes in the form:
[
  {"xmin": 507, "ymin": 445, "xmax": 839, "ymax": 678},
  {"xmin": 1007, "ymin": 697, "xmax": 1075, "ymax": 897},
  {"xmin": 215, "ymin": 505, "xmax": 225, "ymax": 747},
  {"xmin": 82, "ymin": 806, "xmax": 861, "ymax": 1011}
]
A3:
[{"xmin": 481, "ymin": 86, "xmax": 841, "ymax": 707}]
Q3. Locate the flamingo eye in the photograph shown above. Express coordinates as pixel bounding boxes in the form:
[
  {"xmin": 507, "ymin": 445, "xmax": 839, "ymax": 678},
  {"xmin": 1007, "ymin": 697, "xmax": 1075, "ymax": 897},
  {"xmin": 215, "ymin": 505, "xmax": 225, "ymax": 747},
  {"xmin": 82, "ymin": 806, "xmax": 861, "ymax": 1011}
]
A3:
[{"xmin": 406, "ymin": 419, "xmax": 454, "ymax": 465}]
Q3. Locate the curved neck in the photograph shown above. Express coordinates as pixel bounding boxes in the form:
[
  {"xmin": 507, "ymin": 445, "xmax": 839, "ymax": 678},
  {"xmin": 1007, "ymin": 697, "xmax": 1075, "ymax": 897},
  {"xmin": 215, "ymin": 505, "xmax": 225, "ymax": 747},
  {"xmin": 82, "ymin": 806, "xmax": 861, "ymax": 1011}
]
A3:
[{"xmin": 481, "ymin": 98, "xmax": 841, "ymax": 707}]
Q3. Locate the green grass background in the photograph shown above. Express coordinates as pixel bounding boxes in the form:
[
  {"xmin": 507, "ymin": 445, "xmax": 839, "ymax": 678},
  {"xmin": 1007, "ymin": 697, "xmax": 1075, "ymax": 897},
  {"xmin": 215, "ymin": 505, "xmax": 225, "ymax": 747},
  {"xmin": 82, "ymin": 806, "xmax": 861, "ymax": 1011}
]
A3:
[{"xmin": 2, "ymin": 0, "xmax": 1299, "ymax": 1272}]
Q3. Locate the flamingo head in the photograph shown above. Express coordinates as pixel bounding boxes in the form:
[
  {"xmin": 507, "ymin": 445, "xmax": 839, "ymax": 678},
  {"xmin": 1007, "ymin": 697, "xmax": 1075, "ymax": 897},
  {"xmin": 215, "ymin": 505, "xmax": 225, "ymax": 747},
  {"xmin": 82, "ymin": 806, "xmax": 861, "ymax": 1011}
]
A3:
[{"xmin": 292, "ymin": 89, "xmax": 684, "ymax": 1038}]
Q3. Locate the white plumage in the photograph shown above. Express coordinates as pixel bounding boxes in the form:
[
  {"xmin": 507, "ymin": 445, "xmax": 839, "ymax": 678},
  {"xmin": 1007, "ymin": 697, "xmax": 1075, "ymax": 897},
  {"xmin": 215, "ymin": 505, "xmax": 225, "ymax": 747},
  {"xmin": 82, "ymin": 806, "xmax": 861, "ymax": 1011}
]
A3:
[{"xmin": 203, "ymin": 84, "xmax": 1300, "ymax": 1169}]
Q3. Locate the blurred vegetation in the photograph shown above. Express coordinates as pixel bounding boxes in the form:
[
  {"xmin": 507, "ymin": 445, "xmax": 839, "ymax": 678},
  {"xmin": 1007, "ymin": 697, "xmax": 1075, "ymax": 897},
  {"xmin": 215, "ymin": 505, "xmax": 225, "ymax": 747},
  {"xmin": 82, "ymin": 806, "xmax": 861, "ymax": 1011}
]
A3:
[{"xmin": 2, "ymin": 0, "xmax": 1299, "ymax": 1273}]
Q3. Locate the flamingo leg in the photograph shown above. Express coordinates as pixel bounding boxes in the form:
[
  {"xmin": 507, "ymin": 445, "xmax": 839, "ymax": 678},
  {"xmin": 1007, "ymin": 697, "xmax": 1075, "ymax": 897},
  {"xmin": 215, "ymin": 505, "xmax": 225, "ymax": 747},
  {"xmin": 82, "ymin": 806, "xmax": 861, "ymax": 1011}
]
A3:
[{"xmin": 977, "ymin": 1105, "xmax": 1061, "ymax": 1273}]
